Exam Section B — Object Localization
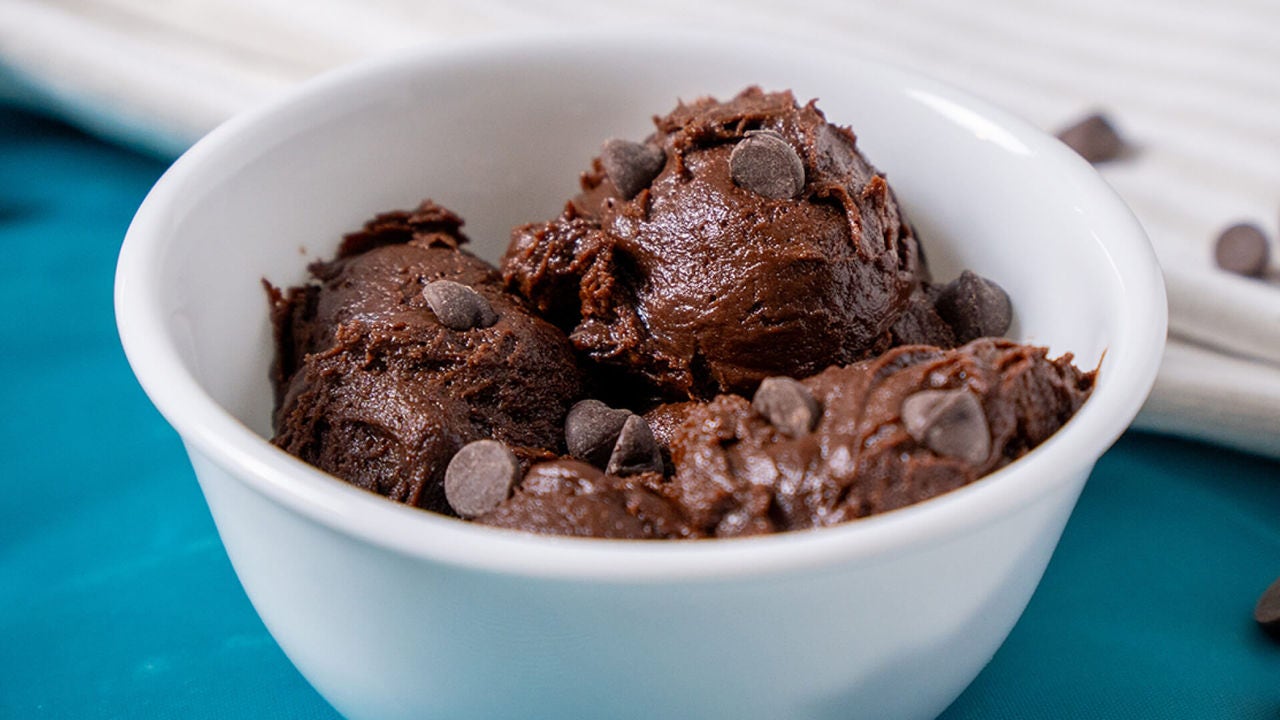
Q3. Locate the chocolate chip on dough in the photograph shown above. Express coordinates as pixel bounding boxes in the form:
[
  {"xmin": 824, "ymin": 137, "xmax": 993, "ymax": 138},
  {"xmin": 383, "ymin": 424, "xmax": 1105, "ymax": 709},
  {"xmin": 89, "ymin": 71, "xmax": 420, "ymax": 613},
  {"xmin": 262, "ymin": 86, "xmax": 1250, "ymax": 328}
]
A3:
[
  {"xmin": 444, "ymin": 440, "xmax": 519, "ymax": 518},
  {"xmin": 730, "ymin": 131, "xmax": 806, "ymax": 199},
  {"xmin": 601, "ymin": 138, "xmax": 666, "ymax": 200},
  {"xmin": 605, "ymin": 414, "xmax": 664, "ymax": 476},
  {"xmin": 424, "ymin": 280, "xmax": 497, "ymax": 330},
  {"xmin": 935, "ymin": 270, "xmax": 1013, "ymax": 344},
  {"xmin": 1055, "ymin": 112, "xmax": 1127, "ymax": 164},
  {"xmin": 752, "ymin": 376, "xmax": 821, "ymax": 437},
  {"xmin": 565, "ymin": 399, "xmax": 632, "ymax": 468},
  {"xmin": 1214, "ymin": 223, "xmax": 1270, "ymax": 278},
  {"xmin": 901, "ymin": 389, "xmax": 991, "ymax": 464}
]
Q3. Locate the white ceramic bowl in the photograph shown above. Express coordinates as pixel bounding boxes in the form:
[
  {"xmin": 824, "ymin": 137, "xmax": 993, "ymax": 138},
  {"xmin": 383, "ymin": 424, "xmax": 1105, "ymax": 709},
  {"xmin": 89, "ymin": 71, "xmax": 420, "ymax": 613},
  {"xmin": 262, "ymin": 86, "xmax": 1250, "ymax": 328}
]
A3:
[{"xmin": 116, "ymin": 31, "xmax": 1165, "ymax": 720}]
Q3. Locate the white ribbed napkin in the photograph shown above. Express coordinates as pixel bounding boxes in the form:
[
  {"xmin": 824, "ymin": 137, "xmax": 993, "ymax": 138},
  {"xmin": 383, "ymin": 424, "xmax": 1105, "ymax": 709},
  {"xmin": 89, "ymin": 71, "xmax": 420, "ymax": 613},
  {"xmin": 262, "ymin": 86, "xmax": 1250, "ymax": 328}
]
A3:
[{"xmin": 5, "ymin": 0, "xmax": 1276, "ymax": 457}]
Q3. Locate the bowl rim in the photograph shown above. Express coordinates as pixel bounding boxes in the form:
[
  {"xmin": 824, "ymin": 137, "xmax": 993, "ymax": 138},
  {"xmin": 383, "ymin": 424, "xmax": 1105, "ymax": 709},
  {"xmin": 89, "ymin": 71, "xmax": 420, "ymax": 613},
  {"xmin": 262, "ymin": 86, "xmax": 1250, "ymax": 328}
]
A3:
[{"xmin": 115, "ymin": 29, "xmax": 1167, "ymax": 582}]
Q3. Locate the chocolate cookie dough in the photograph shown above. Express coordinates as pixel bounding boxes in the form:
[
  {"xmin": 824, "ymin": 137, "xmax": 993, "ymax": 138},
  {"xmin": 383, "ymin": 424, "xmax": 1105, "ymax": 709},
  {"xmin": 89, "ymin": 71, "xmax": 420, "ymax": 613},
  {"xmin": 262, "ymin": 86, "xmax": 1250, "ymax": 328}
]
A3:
[
  {"xmin": 477, "ymin": 460, "xmax": 691, "ymax": 539},
  {"xmin": 268, "ymin": 201, "xmax": 584, "ymax": 514},
  {"xmin": 656, "ymin": 338, "xmax": 1093, "ymax": 536},
  {"xmin": 474, "ymin": 339, "xmax": 1094, "ymax": 538},
  {"xmin": 503, "ymin": 87, "xmax": 946, "ymax": 401},
  {"xmin": 267, "ymin": 89, "xmax": 1094, "ymax": 540}
]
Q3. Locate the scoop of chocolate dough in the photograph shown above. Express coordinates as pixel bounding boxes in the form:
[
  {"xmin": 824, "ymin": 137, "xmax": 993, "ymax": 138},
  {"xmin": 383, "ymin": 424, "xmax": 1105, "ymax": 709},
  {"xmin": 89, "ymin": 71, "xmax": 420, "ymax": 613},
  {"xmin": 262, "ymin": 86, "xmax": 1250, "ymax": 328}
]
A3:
[
  {"xmin": 662, "ymin": 338, "xmax": 1093, "ymax": 536},
  {"xmin": 503, "ymin": 87, "xmax": 943, "ymax": 401},
  {"xmin": 267, "ymin": 201, "xmax": 585, "ymax": 514},
  {"xmin": 474, "ymin": 338, "xmax": 1094, "ymax": 539}
]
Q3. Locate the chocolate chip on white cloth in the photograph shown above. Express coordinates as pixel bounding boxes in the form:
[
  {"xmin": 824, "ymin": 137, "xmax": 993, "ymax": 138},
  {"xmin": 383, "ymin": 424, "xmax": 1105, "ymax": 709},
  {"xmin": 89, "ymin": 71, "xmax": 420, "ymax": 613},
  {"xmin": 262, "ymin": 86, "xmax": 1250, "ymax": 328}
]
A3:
[
  {"xmin": 935, "ymin": 270, "xmax": 1013, "ymax": 344},
  {"xmin": 423, "ymin": 280, "xmax": 497, "ymax": 330},
  {"xmin": 1215, "ymin": 223, "xmax": 1270, "ymax": 278},
  {"xmin": 565, "ymin": 399, "xmax": 633, "ymax": 468},
  {"xmin": 901, "ymin": 389, "xmax": 991, "ymax": 464},
  {"xmin": 729, "ymin": 131, "xmax": 806, "ymax": 199},
  {"xmin": 752, "ymin": 376, "xmax": 821, "ymax": 437},
  {"xmin": 601, "ymin": 138, "xmax": 666, "ymax": 200},
  {"xmin": 605, "ymin": 414, "xmax": 664, "ymax": 476},
  {"xmin": 1255, "ymin": 575, "xmax": 1280, "ymax": 641},
  {"xmin": 1055, "ymin": 112, "xmax": 1127, "ymax": 164},
  {"xmin": 444, "ymin": 439, "xmax": 519, "ymax": 518}
]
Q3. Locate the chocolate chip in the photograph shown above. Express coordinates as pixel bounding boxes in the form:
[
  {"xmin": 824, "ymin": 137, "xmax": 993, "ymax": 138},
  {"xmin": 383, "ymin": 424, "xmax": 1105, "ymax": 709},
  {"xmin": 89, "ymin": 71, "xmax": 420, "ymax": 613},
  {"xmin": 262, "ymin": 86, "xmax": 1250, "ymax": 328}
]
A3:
[
  {"xmin": 423, "ymin": 280, "xmax": 497, "ymax": 331},
  {"xmin": 1255, "ymin": 575, "xmax": 1280, "ymax": 640},
  {"xmin": 565, "ymin": 399, "xmax": 632, "ymax": 468},
  {"xmin": 605, "ymin": 414, "xmax": 663, "ymax": 476},
  {"xmin": 752, "ymin": 376, "xmax": 821, "ymax": 437},
  {"xmin": 1055, "ymin": 112, "xmax": 1127, "ymax": 164},
  {"xmin": 935, "ymin": 271, "xmax": 1013, "ymax": 344},
  {"xmin": 444, "ymin": 439, "xmax": 518, "ymax": 518},
  {"xmin": 1215, "ymin": 223, "xmax": 1270, "ymax": 278},
  {"xmin": 601, "ymin": 138, "xmax": 666, "ymax": 200},
  {"xmin": 901, "ymin": 389, "xmax": 990, "ymax": 464},
  {"xmin": 730, "ymin": 131, "xmax": 805, "ymax": 199}
]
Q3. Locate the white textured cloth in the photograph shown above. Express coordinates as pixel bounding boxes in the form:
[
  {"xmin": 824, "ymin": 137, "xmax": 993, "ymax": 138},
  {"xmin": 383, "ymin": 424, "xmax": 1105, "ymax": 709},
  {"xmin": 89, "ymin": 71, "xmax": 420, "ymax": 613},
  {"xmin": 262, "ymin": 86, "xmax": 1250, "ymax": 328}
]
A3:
[{"xmin": 4, "ymin": 0, "xmax": 1277, "ymax": 457}]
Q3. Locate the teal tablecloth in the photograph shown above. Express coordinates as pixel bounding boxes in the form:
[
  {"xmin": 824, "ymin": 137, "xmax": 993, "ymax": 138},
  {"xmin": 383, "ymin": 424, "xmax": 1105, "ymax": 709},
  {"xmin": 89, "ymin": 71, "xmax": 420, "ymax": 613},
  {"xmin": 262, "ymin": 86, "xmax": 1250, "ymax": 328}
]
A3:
[{"xmin": 2, "ymin": 104, "xmax": 1278, "ymax": 719}]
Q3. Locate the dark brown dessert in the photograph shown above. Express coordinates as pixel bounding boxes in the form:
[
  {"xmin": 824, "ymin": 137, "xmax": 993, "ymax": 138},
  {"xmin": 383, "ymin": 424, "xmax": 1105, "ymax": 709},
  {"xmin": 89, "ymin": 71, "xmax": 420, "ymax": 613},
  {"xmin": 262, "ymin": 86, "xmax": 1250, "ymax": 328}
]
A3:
[
  {"xmin": 476, "ymin": 339, "xmax": 1093, "ymax": 538},
  {"xmin": 266, "ymin": 89, "xmax": 1094, "ymax": 539},
  {"xmin": 267, "ymin": 202, "xmax": 584, "ymax": 514},
  {"xmin": 503, "ymin": 87, "xmax": 953, "ymax": 402}
]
